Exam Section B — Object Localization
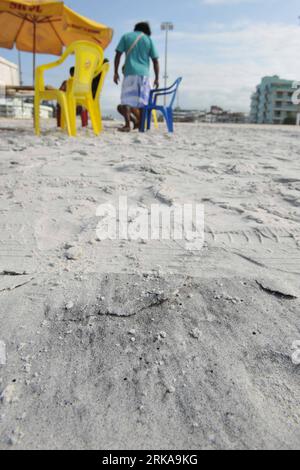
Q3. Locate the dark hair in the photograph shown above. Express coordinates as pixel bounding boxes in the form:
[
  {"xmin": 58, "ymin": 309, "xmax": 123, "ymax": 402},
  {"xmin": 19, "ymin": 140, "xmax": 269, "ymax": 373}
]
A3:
[
  {"xmin": 134, "ymin": 22, "xmax": 151, "ymax": 36},
  {"xmin": 69, "ymin": 66, "xmax": 75, "ymax": 77}
]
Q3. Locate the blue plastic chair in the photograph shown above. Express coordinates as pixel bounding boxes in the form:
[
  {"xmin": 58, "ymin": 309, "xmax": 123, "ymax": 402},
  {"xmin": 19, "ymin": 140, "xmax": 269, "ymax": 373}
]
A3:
[{"xmin": 140, "ymin": 77, "xmax": 182, "ymax": 133}]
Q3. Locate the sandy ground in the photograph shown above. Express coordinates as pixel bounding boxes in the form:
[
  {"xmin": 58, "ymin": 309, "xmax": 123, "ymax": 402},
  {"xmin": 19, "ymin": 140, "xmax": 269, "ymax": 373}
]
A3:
[{"xmin": 0, "ymin": 119, "xmax": 299, "ymax": 449}]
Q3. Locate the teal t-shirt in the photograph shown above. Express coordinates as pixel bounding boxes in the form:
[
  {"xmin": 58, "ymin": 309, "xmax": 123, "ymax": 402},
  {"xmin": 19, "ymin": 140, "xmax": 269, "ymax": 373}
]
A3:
[{"xmin": 116, "ymin": 32, "xmax": 159, "ymax": 77}]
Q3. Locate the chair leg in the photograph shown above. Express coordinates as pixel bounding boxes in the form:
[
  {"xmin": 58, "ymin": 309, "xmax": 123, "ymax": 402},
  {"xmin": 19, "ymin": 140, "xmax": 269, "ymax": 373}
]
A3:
[
  {"xmin": 152, "ymin": 110, "xmax": 159, "ymax": 129},
  {"xmin": 95, "ymin": 101, "xmax": 103, "ymax": 133},
  {"xmin": 167, "ymin": 108, "xmax": 174, "ymax": 133},
  {"xmin": 161, "ymin": 108, "xmax": 170, "ymax": 132},
  {"xmin": 87, "ymin": 97, "xmax": 100, "ymax": 136},
  {"xmin": 147, "ymin": 109, "xmax": 152, "ymax": 130},
  {"xmin": 61, "ymin": 108, "xmax": 66, "ymax": 130},
  {"xmin": 60, "ymin": 95, "xmax": 73, "ymax": 137},
  {"xmin": 67, "ymin": 96, "xmax": 76, "ymax": 137},
  {"xmin": 34, "ymin": 95, "xmax": 40, "ymax": 136}
]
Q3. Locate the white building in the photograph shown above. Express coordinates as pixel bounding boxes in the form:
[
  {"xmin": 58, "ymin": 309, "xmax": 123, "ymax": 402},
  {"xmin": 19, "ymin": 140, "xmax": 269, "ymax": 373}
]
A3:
[
  {"xmin": 0, "ymin": 56, "xmax": 19, "ymax": 87},
  {"xmin": 0, "ymin": 55, "xmax": 52, "ymax": 119}
]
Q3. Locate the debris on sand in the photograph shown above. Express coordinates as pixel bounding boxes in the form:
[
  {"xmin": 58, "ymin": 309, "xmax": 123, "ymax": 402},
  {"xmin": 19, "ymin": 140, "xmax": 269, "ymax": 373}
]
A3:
[
  {"xmin": 65, "ymin": 246, "xmax": 83, "ymax": 261},
  {"xmin": 189, "ymin": 328, "xmax": 202, "ymax": 339},
  {"xmin": 6, "ymin": 428, "xmax": 24, "ymax": 446},
  {"xmin": 0, "ymin": 384, "xmax": 17, "ymax": 404},
  {"xmin": 0, "ymin": 341, "xmax": 6, "ymax": 365},
  {"xmin": 291, "ymin": 341, "xmax": 300, "ymax": 365},
  {"xmin": 157, "ymin": 331, "xmax": 167, "ymax": 340}
]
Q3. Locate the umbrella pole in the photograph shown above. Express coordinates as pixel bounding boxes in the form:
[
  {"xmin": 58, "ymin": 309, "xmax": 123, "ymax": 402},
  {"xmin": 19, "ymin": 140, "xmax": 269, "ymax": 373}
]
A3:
[
  {"xmin": 18, "ymin": 51, "xmax": 23, "ymax": 86},
  {"xmin": 32, "ymin": 20, "xmax": 37, "ymax": 128},
  {"xmin": 33, "ymin": 51, "xmax": 36, "ymax": 86},
  {"xmin": 33, "ymin": 20, "xmax": 36, "ymax": 86}
]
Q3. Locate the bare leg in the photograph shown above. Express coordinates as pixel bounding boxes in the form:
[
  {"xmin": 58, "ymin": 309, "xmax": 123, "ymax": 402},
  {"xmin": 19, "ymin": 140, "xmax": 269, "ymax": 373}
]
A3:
[
  {"xmin": 81, "ymin": 109, "xmax": 88, "ymax": 127},
  {"xmin": 57, "ymin": 104, "xmax": 61, "ymax": 128},
  {"xmin": 117, "ymin": 105, "xmax": 131, "ymax": 132},
  {"xmin": 131, "ymin": 108, "xmax": 141, "ymax": 130}
]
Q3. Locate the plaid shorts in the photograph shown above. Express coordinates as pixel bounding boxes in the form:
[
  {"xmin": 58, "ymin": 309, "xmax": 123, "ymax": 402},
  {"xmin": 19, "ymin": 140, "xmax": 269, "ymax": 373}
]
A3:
[{"xmin": 121, "ymin": 75, "xmax": 151, "ymax": 108}]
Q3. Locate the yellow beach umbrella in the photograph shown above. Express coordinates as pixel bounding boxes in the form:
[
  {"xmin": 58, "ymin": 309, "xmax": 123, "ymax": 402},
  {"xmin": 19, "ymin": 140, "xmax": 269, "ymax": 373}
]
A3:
[{"xmin": 0, "ymin": 0, "xmax": 113, "ymax": 82}]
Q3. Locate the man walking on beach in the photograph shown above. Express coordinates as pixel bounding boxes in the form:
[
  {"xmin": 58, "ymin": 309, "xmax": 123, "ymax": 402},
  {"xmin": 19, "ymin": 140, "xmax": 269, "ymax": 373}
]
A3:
[{"xmin": 114, "ymin": 22, "xmax": 160, "ymax": 132}]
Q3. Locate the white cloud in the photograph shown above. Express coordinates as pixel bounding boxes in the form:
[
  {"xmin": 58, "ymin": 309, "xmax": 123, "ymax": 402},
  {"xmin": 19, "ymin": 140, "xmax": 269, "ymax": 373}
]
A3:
[{"xmin": 162, "ymin": 21, "xmax": 300, "ymax": 112}]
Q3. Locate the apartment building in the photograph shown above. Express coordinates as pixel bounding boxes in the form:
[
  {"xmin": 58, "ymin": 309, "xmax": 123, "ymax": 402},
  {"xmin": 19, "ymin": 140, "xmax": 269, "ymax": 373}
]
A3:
[{"xmin": 250, "ymin": 75, "xmax": 300, "ymax": 124}]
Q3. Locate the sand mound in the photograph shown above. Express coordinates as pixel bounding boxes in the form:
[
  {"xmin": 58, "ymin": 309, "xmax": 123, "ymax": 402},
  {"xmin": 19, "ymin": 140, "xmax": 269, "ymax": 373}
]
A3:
[{"xmin": 0, "ymin": 273, "xmax": 299, "ymax": 449}]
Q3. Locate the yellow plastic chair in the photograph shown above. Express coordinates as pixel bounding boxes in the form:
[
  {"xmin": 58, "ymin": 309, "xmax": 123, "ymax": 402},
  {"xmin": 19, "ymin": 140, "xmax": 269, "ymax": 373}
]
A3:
[
  {"xmin": 152, "ymin": 110, "xmax": 158, "ymax": 129},
  {"xmin": 66, "ymin": 61, "xmax": 110, "ymax": 134},
  {"xmin": 142, "ymin": 111, "xmax": 158, "ymax": 130},
  {"xmin": 34, "ymin": 40, "xmax": 104, "ymax": 136}
]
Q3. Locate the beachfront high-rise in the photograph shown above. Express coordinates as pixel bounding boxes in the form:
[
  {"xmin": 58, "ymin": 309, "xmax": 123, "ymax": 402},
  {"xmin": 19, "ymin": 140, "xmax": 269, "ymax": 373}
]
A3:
[{"xmin": 250, "ymin": 76, "xmax": 300, "ymax": 124}]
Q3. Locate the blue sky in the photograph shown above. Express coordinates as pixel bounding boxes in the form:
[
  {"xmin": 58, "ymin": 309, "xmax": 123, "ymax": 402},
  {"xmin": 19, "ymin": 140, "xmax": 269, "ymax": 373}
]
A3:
[{"xmin": 1, "ymin": 0, "xmax": 300, "ymax": 112}]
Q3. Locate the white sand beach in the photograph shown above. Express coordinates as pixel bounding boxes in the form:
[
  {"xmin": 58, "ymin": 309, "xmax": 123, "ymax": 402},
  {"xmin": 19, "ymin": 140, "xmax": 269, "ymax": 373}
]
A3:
[{"xmin": 0, "ymin": 120, "xmax": 299, "ymax": 449}]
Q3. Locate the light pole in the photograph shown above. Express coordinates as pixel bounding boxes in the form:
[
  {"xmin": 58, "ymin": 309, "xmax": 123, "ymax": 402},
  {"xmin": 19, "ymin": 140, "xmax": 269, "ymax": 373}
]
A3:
[
  {"xmin": 161, "ymin": 22, "xmax": 174, "ymax": 106},
  {"xmin": 18, "ymin": 51, "xmax": 23, "ymax": 86},
  {"xmin": 17, "ymin": 51, "xmax": 24, "ymax": 117}
]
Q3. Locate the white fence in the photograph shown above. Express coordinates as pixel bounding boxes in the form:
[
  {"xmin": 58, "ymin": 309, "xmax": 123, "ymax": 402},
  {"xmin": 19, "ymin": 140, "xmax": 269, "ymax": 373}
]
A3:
[{"xmin": 0, "ymin": 97, "xmax": 53, "ymax": 119}]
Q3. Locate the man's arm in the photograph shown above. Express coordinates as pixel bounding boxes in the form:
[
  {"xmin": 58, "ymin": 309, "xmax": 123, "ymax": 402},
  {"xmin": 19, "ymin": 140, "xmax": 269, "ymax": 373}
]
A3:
[
  {"xmin": 114, "ymin": 51, "xmax": 122, "ymax": 85},
  {"xmin": 152, "ymin": 58, "xmax": 159, "ymax": 89}
]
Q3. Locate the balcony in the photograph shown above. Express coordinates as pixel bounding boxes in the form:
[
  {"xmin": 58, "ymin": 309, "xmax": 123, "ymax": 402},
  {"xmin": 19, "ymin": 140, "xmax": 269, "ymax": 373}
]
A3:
[{"xmin": 273, "ymin": 104, "xmax": 300, "ymax": 112}]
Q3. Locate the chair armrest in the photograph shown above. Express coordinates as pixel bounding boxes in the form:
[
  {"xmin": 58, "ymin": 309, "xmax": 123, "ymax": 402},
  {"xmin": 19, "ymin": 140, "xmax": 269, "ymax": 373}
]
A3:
[
  {"xmin": 35, "ymin": 49, "xmax": 72, "ymax": 92},
  {"xmin": 95, "ymin": 62, "xmax": 110, "ymax": 99},
  {"xmin": 149, "ymin": 89, "xmax": 176, "ymax": 106},
  {"xmin": 150, "ymin": 81, "xmax": 179, "ymax": 95},
  {"xmin": 150, "ymin": 77, "xmax": 182, "ymax": 98},
  {"xmin": 149, "ymin": 86, "xmax": 176, "ymax": 104},
  {"xmin": 149, "ymin": 78, "xmax": 182, "ymax": 106}
]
